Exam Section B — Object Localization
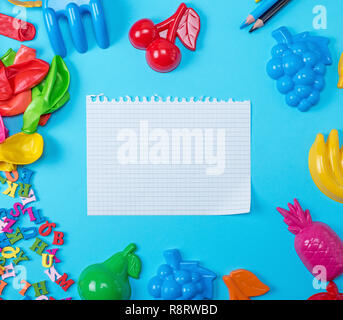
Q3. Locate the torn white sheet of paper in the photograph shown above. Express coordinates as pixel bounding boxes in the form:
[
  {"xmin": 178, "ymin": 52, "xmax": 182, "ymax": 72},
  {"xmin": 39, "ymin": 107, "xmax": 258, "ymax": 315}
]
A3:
[{"xmin": 87, "ymin": 96, "xmax": 251, "ymax": 215}]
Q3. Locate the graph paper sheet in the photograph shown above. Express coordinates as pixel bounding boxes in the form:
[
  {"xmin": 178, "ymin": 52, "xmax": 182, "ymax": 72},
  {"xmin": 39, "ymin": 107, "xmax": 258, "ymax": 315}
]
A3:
[{"xmin": 87, "ymin": 96, "xmax": 251, "ymax": 215}]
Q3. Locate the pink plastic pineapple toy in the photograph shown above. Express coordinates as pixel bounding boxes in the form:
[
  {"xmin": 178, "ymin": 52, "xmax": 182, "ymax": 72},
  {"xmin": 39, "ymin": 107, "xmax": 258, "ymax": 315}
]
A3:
[{"xmin": 277, "ymin": 199, "xmax": 343, "ymax": 281}]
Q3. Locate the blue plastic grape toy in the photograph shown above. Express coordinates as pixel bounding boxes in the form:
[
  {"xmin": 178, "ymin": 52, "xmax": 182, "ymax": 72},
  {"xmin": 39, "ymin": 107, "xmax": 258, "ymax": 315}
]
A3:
[
  {"xmin": 266, "ymin": 27, "xmax": 332, "ymax": 112},
  {"xmin": 148, "ymin": 249, "xmax": 217, "ymax": 300}
]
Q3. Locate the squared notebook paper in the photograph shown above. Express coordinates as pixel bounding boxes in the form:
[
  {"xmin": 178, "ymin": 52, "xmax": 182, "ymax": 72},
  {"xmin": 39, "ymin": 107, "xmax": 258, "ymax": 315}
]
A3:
[{"xmin": 86, "ymin": 96, "xmax": 251, "ymax": 215}]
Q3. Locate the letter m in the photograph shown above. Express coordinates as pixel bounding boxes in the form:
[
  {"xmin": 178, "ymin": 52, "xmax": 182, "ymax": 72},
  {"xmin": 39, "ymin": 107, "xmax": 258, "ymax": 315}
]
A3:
[{"xmin": 56, "ymin": 273, "xmax": 75, "ymax": 292}]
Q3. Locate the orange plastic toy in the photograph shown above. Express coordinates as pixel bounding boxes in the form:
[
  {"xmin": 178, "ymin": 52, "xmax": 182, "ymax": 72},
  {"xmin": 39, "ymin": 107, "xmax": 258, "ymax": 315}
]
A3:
[{"xmin": 223, "ymin": 269, "xmax": 270, "ymax": 300}]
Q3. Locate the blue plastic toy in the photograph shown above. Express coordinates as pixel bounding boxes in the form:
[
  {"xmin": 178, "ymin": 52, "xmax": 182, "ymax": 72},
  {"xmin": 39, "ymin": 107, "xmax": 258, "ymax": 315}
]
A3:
[
  {"xmin": 266, "ymin": 27, "xmax": 332, "ymax": 112},
  {"xmin": 148, "ymin": 249, "xmax": 216, "ymax": 300},
  {"xmin": 43, "ymin": 0, "xmax": 109, "ymax": 58}
]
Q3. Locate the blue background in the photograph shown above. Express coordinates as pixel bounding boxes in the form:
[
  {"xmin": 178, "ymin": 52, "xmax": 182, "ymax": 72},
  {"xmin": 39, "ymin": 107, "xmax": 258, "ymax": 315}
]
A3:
[{"xmin": 1, "ymin": 0, "xmax": 343, "ymax": 300}]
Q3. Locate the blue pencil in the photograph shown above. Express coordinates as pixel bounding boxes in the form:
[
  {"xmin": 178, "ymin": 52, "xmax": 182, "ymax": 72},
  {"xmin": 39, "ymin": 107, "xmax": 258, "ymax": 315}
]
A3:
[{"xmin": 240, "ymin": 0, "xmax": 279, "ymax": 29}]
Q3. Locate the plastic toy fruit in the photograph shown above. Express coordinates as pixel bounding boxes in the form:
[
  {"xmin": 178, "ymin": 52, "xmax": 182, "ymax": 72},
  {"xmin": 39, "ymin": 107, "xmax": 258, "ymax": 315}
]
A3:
[
  {"xmin": 308, "ymin": 281, "xmax": 343, "ymax": 300},
  {"xmin": 146, "ymin": 38, "xmax": 181, "ymax": 73},
  {"xmin": 223, "ymin": 269, "xmax": 270, "ymax": 300},
  {"xmin": 309, "ymin": 129, "xmax": 343, "ymax": 203},
  {"xmin": 148, "ymin": 249, "xmax": 216, "ymax": 300},
  {"xmin": 277, "ymin": 199, "xmax": 343, "ymax": 281},
  {"xmin": 338, "ymin": 53, "xmax": 343, "ymax": 89},
  {"xmin": 266, "ymin": 27, "xmax": 332, "ymax": 111},
  {"xmin": 129, "ymin": 19, "xmax": 159, "ymax": 50},
  {"xmin": 78, "ymin": 243, "xmax": 141, "ymax": 300},
  {"xmin": 129, "ymin": 3, "xmax": 201, "ymax": 73}
]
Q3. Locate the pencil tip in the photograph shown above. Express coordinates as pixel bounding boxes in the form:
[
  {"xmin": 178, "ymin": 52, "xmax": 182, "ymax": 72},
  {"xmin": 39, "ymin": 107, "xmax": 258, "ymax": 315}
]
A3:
[
  {"xmin": 240, "ymin": 22, "xmax": 247, "ymax": 29},
  {"xmin": 240, "ymin": 15, "xmax": 255, "ymax": 29}
]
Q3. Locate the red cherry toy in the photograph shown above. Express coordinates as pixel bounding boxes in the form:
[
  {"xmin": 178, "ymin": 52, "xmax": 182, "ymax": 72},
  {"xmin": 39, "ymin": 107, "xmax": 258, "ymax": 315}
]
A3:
[
  {"xmin": 129, "ymin": 19, "xmax": 159, "ymax": 50},
  {"xmin": 129, "ymin": 3, "xmax": 201, "ymax": 73},
  {"xmin": 308, "ymin": 282, "xmax": 343, "ymax": 300},
  {"xmin": 146, "ymin": 38, "xmax": 181, "ymax": 73}
]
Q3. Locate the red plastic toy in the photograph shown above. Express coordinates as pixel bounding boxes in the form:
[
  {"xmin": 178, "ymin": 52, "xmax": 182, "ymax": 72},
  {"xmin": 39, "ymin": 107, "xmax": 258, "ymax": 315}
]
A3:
[
  {"xmin": 129, "ymin": 3, "xmax": 201, "ymax": 72},
  {"xmin": 0, "ymin": 13, "xmax": 36, "ymax": 41},
  {"xmin": 308, "ymin": 282, "xmax": 343, "ymax": 300}
]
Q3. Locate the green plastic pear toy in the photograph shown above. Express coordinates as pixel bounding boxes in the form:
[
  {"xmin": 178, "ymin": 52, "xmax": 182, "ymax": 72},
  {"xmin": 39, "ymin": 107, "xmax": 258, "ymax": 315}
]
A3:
[{"xmin": 78, "ymin": 243, "xmax": 142, "ymax": 300}]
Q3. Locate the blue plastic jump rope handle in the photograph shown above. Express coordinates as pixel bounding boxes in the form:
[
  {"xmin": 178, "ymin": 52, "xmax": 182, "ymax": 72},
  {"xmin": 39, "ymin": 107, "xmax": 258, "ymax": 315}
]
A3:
[
  {"xmin": 66, "ymin": 3, "xmax": 88, "ymax": 54},
  {"xmin": 43, "ymin": 7, "xmax": 67, "ymax": 58},
  {"xmin": 43, "ymin": 0, "xmax": 109, "ymax": 57},
  {"xmin": 90, "ymin": 0, "xmax": 110, "ymax": 49}
]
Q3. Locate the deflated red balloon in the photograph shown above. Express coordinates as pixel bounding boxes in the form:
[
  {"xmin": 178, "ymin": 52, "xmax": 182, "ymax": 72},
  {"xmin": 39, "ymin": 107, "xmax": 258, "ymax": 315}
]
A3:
[
  {"xmin": 0, "ymin": 62, "xmax": 13, "ymax": 100},
  {"xmin": 38, "ymin": 113, "xmax": 51, "ymax": 126},
  {"xmin": 0, "ymin": 91, "xmax": 31, "ymax": 116},
  {"xmin": 0, "ymin": 46, "xmax": 36, "ymax": 116},
  {"xmin": 0, "ymin": 13, "xmax": 36, "ymax": 41},
  {"xmin": 14, "ymin": 45, "xmax": 36, "ymax": 64},
  {"xmin": 0, "ymin": 58, "xmax": 49, "ymax": 101},
  {"xmin": 6, "ymin": 59, "xmax": 50, "ymax": 94}
]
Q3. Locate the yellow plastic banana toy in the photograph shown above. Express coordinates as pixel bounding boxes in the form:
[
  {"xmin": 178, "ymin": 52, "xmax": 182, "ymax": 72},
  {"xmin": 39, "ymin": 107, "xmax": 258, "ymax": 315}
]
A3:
[
  {"xmin": 0, "ymin": 132, "xmax": 44, "ymax": 172},
  {"xmin": 338, "ymin": 53, "xmax": 343, "ymax": 89},
  {"xmin": 309, "ymin": 129, "xmax": 343, "ymax": 203}
]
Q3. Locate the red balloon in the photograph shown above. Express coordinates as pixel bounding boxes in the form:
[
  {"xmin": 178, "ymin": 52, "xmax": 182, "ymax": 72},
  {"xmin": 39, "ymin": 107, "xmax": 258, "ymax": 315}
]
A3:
[
  {"xmin": 38, "ymin": 113, "xmax": 52, "ymax": 126},
  {"xmin": 0, "ymin": 91, "xmax": 31, "ymax": 117},
  {"xmin": 0, "ymin": 13, "xmax": 36, "ymax": 42},
  {"xmin": 0, "ymin": 46, "xmax": 47, "ymax": 117},
  {"xmin": 0, "ymin": 58, "xmax": 49, "ymax": 101},
  {"xmin": 14, "ymin": 45, "xmax": 36, "ymax": 64}
]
